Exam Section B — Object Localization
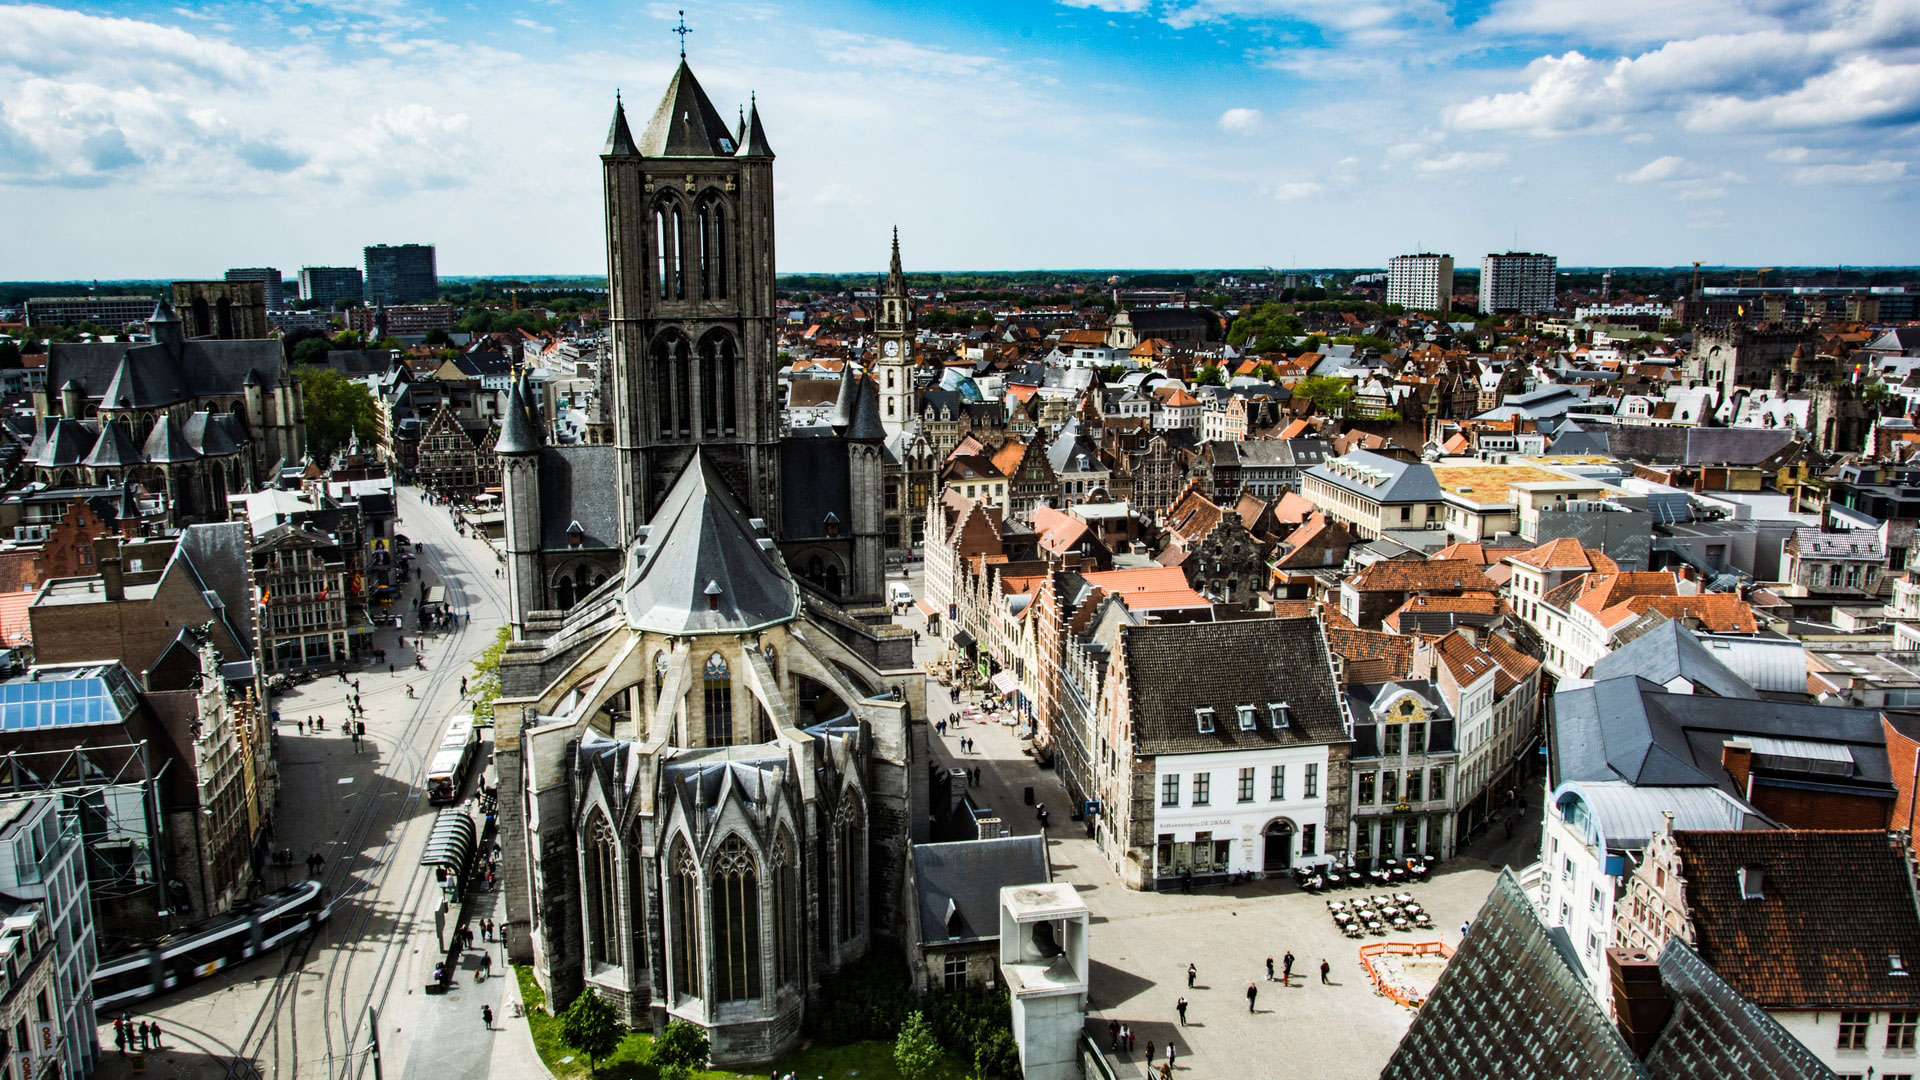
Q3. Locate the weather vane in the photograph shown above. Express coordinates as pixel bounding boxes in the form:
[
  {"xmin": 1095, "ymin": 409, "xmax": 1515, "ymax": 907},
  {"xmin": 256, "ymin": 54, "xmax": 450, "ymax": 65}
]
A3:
[{"xmin": 673, "ymin": 10, "xmax": 692, "ymax": 59}]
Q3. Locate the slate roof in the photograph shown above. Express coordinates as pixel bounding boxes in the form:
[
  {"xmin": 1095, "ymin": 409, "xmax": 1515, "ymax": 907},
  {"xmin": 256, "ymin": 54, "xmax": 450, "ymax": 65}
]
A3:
[
  {"xmin": 1641, "ymin": 939, "xmax": 1838, "ymax": 1080},
  {"xmin": 1123, "ymin": 616, "xmax": 1348, "ymax": 756},
  {"xmin": 1674, "ymin": 829, "xmax": 1920, "ymax": 1009},
  {"xmin": 537, "ymin": 444, "xmax": 620, "ymax": 550},
  {"xmin": 637, "ymin": 60, "xmax": 739, "ymax": 157},
  {"xmin": 779, "ymin": 434, "xmax": 853, "ymax": 542},
  {"xmin": 914, "ymin": 836, "xmax": 1049, "ymax": 945},
  {"xmin": 1589, "ymin": 620, "xmax": 1759, "ymax": 699},
  {"xmin": 1551, "ymin": 676, "xmax": 1890, "ymax": 793},
  {"xmin": 622, "ymin": 449, "xmax": 798, "ymax": 636},
  {"xmin": 1305, "ymin": 449, "xmax": 1444, "ymax": 504},
  {"xmin": 496, "ymin": 371, "xmax": 542, "ymax": 455},
  {"xmin": 48, "ymin": 337, "xmax": 284, "ymax": 407}
]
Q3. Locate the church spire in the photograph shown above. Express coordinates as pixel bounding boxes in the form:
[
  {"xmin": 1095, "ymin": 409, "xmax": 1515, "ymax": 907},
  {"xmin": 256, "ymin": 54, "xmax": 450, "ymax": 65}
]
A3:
[
  {"xmin": 605, "ymin": 90, "xmax": 638, "ymax": 156},
  {"xmin": 738, "ymin": 92, "xmax": 774, "ymax": 158},
  {"xmin": 886, "ymin": 226, "xmax": 905, "ymax": 297}
]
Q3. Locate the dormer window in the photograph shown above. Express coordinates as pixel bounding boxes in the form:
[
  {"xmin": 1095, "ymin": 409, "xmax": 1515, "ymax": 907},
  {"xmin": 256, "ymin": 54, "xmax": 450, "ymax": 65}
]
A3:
[
  {"xmin": 824, "ymin": 512, "xmax": 841, "ymax": 538},
  {"xmin": 1195, "ymin": 707, "xmax": 1215, "ymax": 734},
  {"xmin": 1737, "ymin": 865, "xmax": 1765, "ymax": 900},
  {"xmin": 1270, "ymin": 702, "xmax": 1291, "ymax": 729},
  {"xmin": 1237, "ymin": 705, "xmax": 1257, "ymax": 731},
  {"xmin": 567, "ymin": 520, "xmax": 585, "ymax": 548}
]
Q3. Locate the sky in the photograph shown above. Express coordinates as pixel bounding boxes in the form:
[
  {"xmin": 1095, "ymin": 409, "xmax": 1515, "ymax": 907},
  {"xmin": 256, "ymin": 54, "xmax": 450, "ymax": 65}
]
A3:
[{"xmin": 1, "ymin": 0, "xmax": 1917, "ymax": 279}]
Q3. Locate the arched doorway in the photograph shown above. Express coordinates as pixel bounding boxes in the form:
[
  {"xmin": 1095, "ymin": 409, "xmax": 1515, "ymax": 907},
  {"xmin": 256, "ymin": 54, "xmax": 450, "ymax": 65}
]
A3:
[{"xmin": 1263, "ymin": 819, "xmax": 1296, "ymax": 873}]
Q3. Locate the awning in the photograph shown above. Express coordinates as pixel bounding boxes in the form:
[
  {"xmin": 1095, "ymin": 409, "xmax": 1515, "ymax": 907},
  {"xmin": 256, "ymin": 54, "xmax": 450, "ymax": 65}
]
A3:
[
  {"xmin": 420, "ymin": 809, "xmax": 476, "ymax": 870},
  {"xmin": 991, "ymin": 671, "xmax": 1020, "ymax": 695},
  {"xmin": 952, "ymin": 630, "xmax": 976, "ymax": 650},
  {"xmin": 915, "ymin": 600, "xmax": 940, "ymax": 618}
]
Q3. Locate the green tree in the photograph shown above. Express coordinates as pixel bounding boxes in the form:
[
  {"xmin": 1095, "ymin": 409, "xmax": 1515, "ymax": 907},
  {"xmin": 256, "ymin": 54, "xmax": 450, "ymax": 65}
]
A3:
[
  {"xmin": 1293, "ymin": 374, "xmax": 1355, "ymax": 416},
  {"xmin": 422, "ymin": 327, "xmax": 451, "ymax": 347},
  {"xmin": 557, "ymin": 988, "xmax": 622, "ymax": 1074},
  {"xmin": 1194, "ymin": 364, "xmax": 1226, "ymax": 386},
  {"xmin": 330, "ymin": 329, "xmax": 363, "ymax": 350},
  {"xmin": 294, "ymin": 365, "xmax": 379, "ymax": 462},
  {"xmin": 893, "ymin": 1011, "xmax": 943, "ymax": 1080},
  {"xmin": 292, "ymin": 338, "xmax": 331, "ymax": 367},
  {"xmin": 469, "ymin": 626, "xmax": 511, "ymax": 724},
  {"xmin": 649, "ymin": 1019, "xmax": 709, "ymax": 1080}
]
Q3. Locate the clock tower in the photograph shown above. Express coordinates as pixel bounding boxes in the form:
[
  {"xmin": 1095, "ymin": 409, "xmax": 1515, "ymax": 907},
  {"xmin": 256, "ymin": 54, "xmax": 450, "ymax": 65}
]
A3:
[{"xmin": 875, "ymin": 228, "xmax": 913, "ymax": 436}]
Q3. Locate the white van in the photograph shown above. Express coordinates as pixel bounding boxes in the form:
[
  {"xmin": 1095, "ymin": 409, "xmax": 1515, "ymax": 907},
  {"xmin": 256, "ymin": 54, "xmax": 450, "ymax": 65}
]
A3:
[{"xmin": 888, "ymin": 583, "xmax": 914, "ymax": 610}]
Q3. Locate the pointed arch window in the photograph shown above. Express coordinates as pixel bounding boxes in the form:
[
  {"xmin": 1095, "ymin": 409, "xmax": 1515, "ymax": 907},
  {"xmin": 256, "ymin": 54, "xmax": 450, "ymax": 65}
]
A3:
[
  {"xmin": 585, "ymin": 818, "xmax": 621, "ymax": 968},
  {"xmin": 772, "ymin": 828, "xmax": 797, "ymax": 987},
  {"xmin": 655, "ymin": 205, "xmax": 673, "ymax": 300},
  {"xmin": 670, "ymin": 840, "xmax": 702, "ymax": 1000},
  {"xmin": 697, "ymin": 202, "xmax": 713, "ymax": 300},
  {"xmin": 714, "ymin": 202, "xmax": 729, "ymax": 299},
  {"xmin": 711, "ymin": 835, "xmax": 762, "ymax": 1002},
  {"xmin": 699, "ymin": 332, "xmax": 737, "ymax": 437},
  {"xmin": 836, "ymin": 798, "xmax": 864, "ymax": 944},
  {"xmin": 704, "ymin": 653, "xmax": 734, "ymax": 746},
  {"xmin": 671, "ymin": 203, "xmax": 686, "ymax": 299}
]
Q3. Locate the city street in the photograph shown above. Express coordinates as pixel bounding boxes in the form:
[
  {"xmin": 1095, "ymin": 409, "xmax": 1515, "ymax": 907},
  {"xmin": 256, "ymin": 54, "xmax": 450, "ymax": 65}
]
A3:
[
  {"xmin": 88, "ymin": 485, "xmax": 541, "ymax": 1080},
  {"xmin": 895, "ymin": 571, "xmax": 1520, "ymax": 1080}
]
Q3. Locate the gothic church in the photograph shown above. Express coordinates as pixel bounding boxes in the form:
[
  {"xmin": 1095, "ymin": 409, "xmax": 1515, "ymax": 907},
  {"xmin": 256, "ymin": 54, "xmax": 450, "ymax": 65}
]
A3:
[{"xmin": 492, "ymin": 58, "xmax": 928, "ymax": 1066}]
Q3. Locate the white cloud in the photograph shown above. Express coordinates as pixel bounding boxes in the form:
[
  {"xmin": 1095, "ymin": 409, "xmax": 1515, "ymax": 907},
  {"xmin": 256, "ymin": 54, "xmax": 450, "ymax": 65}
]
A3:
[
  {"xmin": 1268, "ymin": 180, "xmax": 1322, "ymax": 199},
  {"xmin": 511, "ymin": 17, "xmax": 554, "ymax": 33},
  {"xmin": 1443, "ymin": 51, "xmax": 1619, "ymax": 134},
  {"xmin": 1056, "ymin": 0, "xmax": 1150, "ymax": 11},
  {"xmin": 1687, "ymin": 56, "xmax": 1920, "ymax": 131},
  {"xmin": 1414, "ymin": 149, "xmax": 1507, "ymax": 173},
  {"xmin": 1767, "ymin": 146, "xmax": 1810, "ymax": 162},
  {"xmin": 1789, "ymin": 159, "xmax": 1909, "ymax": 184},
  {"xmin": 1217, "ymin": 106, "xmax": 1262, "ymax": 133},
  {"xmin": 1618, "ymin": 155, "xmax": 1687, "ymax": 182},
  {"xmin": 1475, "ymin": 0, "xmax": 1796, "ymax": 49},
  {"xmin": 813, "ymin": 30, "xmax": 996, "ymax": 78}
]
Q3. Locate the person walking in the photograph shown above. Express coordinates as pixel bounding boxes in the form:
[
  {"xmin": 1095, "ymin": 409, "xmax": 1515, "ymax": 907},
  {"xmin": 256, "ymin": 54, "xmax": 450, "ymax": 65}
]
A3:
[
  {"xmin": 1247, "ymin": 981, "xmax": 1258, "ymax": 1012},
  {"xmin": 149, "ymin": 1021, "xmax": 162, "ymax": 1049},
  {"xmin": 481, "ymin": 1005, "xmax": 493, "ymax": 1029},
  {"xmin": 1319, "ymin": 958, "xmax": 1332, "ymax": 985},
  {"xmin": 1186, "ymin": 962, "xmax": 1196, "ymax": 987},
  {"xmin": 1266, "ymin": 956, "xmax": 1275, "ymax": 982},
  {"xmin": 1175, "ymin": 996, "xmax": 1188, "ymax": 1025},
  {"xmin": 1146, "ymin": 1040, "xmax": 1154, "ymax": 1066},
  {"xmin": 1109, "ymin": 1019, "xmax": 1120, "ymax": 1051},
  {"xmin": 1127, "ymin": 1027, "xmax": 1135, "ymax": 1054},
  {"xmin": 1283, "ymin": 951, "xmax": 1295, "ymax": 986},
  {"xmin": 480, "ymin": 952, "xmax": 491, "ymax": 980},
  {"xmin": 1168, "ymin": 1041, "xmax": 1178, "ymax": 1069}
]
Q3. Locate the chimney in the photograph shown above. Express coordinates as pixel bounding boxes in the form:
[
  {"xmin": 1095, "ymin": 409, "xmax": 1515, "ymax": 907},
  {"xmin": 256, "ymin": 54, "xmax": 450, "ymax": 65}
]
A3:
[
  {"xmin": 97, "ymin": 536, "xmax": 125, "ymax": 602},
  {"xmin": 1608, "ymin": 947, "xmax": 1673, "ymax": 1059},
  {"xmin": 1721, "ymin": 738, "xmax": 1753, "ymax": 798}
]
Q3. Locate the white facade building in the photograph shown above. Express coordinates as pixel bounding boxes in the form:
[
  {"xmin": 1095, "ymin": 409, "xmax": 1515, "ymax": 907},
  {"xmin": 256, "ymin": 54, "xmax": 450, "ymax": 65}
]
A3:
[
  {"xmin": 1480, "ymin": 252, "xmax": 1558, "ymax": 315},
  {"xmin": 1151, "ymin": 743, "xmax": 1335, "ymax": 879},
  {"xmin": 1387, "ymin": 254, "xmax": 1454, "ymax": 313},
  {"xmin": 0, "ymin": 796, "xmax": 98, "ymax": 1080}
]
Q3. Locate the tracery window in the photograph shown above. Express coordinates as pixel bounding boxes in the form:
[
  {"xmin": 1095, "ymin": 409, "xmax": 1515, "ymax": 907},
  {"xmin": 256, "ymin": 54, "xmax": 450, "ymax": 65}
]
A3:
[
  {"xmin": 585, "ymin": 818, "xmax": 621, "ymax": 967},
  {"xmin": 670, "ymin": 840, "xmax": 701, "ymax": 999},
  {"xmin": 772, "ymin": 828, "xmax": 797, "ymax": 987},
  {"xmin": 836, "ymin": 799, "xmax": 863, "ymax": 944},
  {"xmin": 704, "ymin": 653, "xmax": 734, "ymax": 746},
  {"xmin": 711, "ymin": 835, "xmax": 761, "ymax": 1002}
]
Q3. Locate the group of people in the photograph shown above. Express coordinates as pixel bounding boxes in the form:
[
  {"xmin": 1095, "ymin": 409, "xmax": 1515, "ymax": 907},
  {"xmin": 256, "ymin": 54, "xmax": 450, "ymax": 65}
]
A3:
[
  {"xmin": 111, "ymin": 1014, "xmax": 162, "ymax": 1054},
  {"xmin": 1106, "ymin": 1018, "xmax": 1175, "ymax": 1080}
]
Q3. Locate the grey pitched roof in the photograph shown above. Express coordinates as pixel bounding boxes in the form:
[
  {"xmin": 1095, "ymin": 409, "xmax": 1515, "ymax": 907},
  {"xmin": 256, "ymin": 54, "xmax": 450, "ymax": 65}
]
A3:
[
  {"xmin": 537, "ymin": 445, "xmax": 619, "ymax": 550},
  {"xmin": 914, "ymin": 836, "xmax": 1049, "ymax": 945},
  {"xmin": 141, "ymin": 413, "xmax": 200, "ymax": 463},
  {"xmin": 1642, "ymin": 940, "xmax": 1838, "ymax": 1080},
  {"xmin": 1589, "ymin": 621, "xmax": 1760, "ymax": 700},
  {"xmin": 1305, "ymin": 449, "xmax": 1443, "ymax": 504},
  {"xmin": 738, "ymin": 98, "xmax": 773, "ymax": 157},
  {"xmin": 101, "ymin": 348, "xmax": 189, "ymax": 409},
  {"xmin": 184, "ymin": 411, "xmax": 245, "ymax": 458},
  {"xmin": 622, "ymin": 449, "xmax": 798, "ymax": 636},
  {"xmin": 604, "ymin": 95, "xmax": 638, "ymax": 155},
  {"xmin": 1046, "ymin": 418, "xmax": 1102, "ymax": 476},
  {"xmin": 29, "ymin": 418, "xmax": 95, "ymax": 468},
  {"xmin": 80, "ymin": 420, "xmax": 141, "ymax": 469},
  {"xmin": 49, "ymin": 337, "xmax": 283, "ymax": 409},
  {"xmin": 638, "ymin": 60, "xmax": 738, "ymax": 157},
  {"xmin": 176, "ymin": 521, "xmax": 255, "ymax": 653},
  {"xmin": 779, "ymin": 434, "xmax": 852, "ymax": 543},
  {"xmin": 496, "ymin": 372, "xmax": 541, "ymax": 455},
  {"xmin": 1123, "ymin": 616, "xmax": 1349, "ymax": 756},
  {"xmin": 1552, "ymin": 675, "xmax": 1890, "ymax": 793}
]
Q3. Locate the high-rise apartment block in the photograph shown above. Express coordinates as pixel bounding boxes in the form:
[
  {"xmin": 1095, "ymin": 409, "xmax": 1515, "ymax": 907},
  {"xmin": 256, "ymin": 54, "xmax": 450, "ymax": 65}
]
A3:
[
  {"xmin": 224, "ymin": 266, "xmax": 285, "ymax": 309},
  {"xmin": 0, "ymin": 796, "xmax": 99, "ymax": 1080},
  {"xmin": 299, "ymin": 266, "xmax": 364, "ymax": 308},
  {"xmin": 1480, "ymin": 251, "xmax": 1558, "ymax": 314},
  {"xmin": 363, "ymin": 243, "xmax": 438, "ymax": 305},
  {"xmin": 1387, "ymin": 253, "xmax": 1454, "ymax": 313}
]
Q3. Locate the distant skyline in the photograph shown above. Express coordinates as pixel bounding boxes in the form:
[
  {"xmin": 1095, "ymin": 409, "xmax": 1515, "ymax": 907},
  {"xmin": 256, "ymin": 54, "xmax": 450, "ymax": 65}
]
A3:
[{"xmin": 1, "ymin": 0, "xmax": 1916, "ymax": 279}]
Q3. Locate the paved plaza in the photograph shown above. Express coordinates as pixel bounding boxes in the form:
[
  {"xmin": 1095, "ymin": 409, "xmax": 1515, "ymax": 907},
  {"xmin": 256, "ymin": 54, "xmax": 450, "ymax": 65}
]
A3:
[{"xmin": 902, "ymin": 588, "xmax": 1530, "ymax": 1080}]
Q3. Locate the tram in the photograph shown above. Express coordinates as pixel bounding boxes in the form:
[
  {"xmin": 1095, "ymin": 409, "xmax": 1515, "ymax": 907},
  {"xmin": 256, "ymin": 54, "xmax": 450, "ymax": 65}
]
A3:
[
  {"xmin": 425, "ymin": 712, "xmax": 481, "ymax": 805},
  {"xmin": 92, "ymin": 879, "xmax": 327, "ymax": 1012}
]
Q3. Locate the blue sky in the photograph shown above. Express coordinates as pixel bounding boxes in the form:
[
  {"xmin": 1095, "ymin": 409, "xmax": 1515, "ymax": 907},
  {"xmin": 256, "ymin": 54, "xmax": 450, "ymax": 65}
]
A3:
[{"xmin": 1, "ymin": 0, "xmax": 1917, "ymax": 278}]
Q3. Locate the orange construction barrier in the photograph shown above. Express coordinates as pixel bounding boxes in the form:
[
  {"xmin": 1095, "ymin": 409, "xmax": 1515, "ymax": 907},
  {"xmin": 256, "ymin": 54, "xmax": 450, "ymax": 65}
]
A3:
[{"xmin": 1358, "ymin": 940, "xmax": 1456, "ymax": 1008}]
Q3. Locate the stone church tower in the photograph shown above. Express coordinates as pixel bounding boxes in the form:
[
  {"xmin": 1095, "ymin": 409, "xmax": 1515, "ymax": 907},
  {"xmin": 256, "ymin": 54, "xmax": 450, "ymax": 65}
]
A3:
[
  {"xmin": 603, "ymin": 63, "xmax": 780, "ymax": 543},
  {"xmin": 875, "ymin": 229, "xmax": 914, "ymax": 436}
]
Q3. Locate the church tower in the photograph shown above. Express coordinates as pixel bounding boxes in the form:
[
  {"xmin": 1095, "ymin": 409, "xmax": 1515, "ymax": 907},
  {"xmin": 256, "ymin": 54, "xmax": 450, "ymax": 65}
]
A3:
[
  {"xmin": 602, "ymin": 64, "xmax": 780, "ymax": 544},
  {"xmin": 874, "ymin": 229, "xmax": 914, "ymax": 437}
]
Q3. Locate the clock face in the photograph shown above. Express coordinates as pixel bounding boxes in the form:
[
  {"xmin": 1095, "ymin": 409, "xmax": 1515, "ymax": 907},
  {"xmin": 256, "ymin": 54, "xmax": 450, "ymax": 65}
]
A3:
[{"xmin": 883, "ymin": 339, "xmax": 900, "ymax": 357}]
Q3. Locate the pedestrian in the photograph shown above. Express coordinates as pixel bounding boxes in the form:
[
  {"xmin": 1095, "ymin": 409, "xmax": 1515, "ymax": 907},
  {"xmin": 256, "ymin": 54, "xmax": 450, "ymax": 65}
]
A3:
[
  {"xmin": 1127, "ymin": 1026, "xmax": 1135, "ymax": 1053},
  {"xmin": 1168, "ymin": 1041, "xmax": 1178, "ymax": 1068},
  {"xmin": 1109, "ymin": 1019, "xmax": 1120, "ymax": 1050},
  {"xmin": 1175, "ymin": 996, "xmax": 1187, "ymax": 1025},
  {"xmin": 388, "ymin": 663, "xmax": 394, "ymax": 674},
  {"xmin": 149, "ymin": 1021, "xmax": 162, "ymax": 1049},
  {"xmin": 1146, "ymin": 1040, "xmax": 1154, "ymax": 1065},
  {"xmin": 1460, "ymin": 921, "xmax": 1470, "ymax": 938},
  {"xmin": 481, "ymin": 1005, "xmax": 493, "ymax": 1029},
  {"xmin": 1187, "ymin": 962, "xmax": 1196, "ymax": 987},
  {"xmin": 114, "ymin": 1025, "xmax": 126, "ymax": 1054},
  {"xmin": 1266, "ymin": 955, "xmax": 1274, "ymax": 981},
  {"xmin": 1283, "ymin": 951, "xmax": 1294, "ymax": 986},
  {"xmin": 1320, "ymin": 958, "xmax": 1331, "ymax": 985},
  {"xmin": 1247, "ymin": 981, "xmax": 1258, "ymax": 1012},
  {"xmin": 480, "ymin": 953, "xmax": 491, "ymax": 980}
]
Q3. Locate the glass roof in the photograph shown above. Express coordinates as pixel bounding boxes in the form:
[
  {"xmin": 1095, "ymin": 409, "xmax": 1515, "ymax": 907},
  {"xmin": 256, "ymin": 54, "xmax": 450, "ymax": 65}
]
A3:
[{"xmin": 0, "ymin": 664, "xmax": 142, "ymax": 732}]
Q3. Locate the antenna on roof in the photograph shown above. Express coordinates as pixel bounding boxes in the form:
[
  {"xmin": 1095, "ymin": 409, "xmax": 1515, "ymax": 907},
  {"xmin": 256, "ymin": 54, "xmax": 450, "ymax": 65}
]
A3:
[{"xmin": 673, "ymin": 9, "xmax": 692, "ymax": 58}]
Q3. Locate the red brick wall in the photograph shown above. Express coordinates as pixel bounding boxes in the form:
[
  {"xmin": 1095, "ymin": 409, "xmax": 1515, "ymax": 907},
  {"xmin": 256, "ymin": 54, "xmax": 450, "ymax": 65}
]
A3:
[
  {"xmin": 1886, "ymin": 718, "xmax": 1920, "ymax": 857},
  {"xmin": 1749, "ymin": 782, "xmax": 1890, "ymax": 831}
]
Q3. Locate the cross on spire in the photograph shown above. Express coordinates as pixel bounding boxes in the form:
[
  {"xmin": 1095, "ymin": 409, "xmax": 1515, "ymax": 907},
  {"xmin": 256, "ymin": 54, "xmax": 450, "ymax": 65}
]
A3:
[{"xmin": 672, "ymin": 9, "xmax": 692, "ymax": 59}]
